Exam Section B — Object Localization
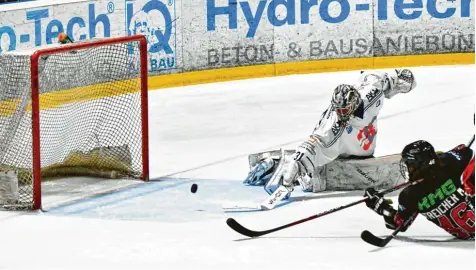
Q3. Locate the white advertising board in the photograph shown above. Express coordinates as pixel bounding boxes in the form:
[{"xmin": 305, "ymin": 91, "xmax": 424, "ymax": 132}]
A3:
[{"xmin": 0, "ymin": 0, "xmax": 474, "ymax": 74}]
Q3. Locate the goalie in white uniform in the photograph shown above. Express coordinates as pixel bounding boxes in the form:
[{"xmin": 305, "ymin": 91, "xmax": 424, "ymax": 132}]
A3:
[{"xmin": 243, "ymin": 69, "xmax": 417, "ymax": 209}]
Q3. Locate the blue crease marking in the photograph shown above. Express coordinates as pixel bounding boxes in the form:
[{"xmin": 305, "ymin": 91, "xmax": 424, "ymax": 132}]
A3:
[{"xmin": 47, "ymin": 179, "xmax": 191, "ymax": 215}]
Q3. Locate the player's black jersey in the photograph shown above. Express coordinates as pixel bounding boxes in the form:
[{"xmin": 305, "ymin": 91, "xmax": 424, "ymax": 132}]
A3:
[{"xmin": 397, "ymin": 145, "xmax": 475, "ymax": 240}]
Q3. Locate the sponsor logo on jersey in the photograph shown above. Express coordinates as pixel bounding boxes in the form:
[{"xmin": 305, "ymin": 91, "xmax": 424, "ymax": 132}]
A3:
[
  {"xmin": 357, "ymin": 116, "xmax": 377, "ymax": 150},
  {"xmin": 420, "ymin": 188, "xmax": 466, "ymax": 220},
  {"xmin": 346, "ymin": 126, "xmax": 353, "ymax": 134},
  {"xmin": 418, "ymin": 179, "xmax": 457, "ymax": 211},
  {"xmin": 365, "ymin": 88, "xmax": 380, "ymax": 102},
  {"xmin": 331, "ymin": 122, "xmax": 341, "ymax": 136}
]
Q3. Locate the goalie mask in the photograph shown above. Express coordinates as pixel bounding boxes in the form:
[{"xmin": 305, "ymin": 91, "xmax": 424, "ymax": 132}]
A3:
[
  {"xmin": 399, "ymin": 140, "xmax": 437, "ymax": 182},
  {"xmin": 331, "ymin": 84, "xmax": 361, "ymax": 125}
]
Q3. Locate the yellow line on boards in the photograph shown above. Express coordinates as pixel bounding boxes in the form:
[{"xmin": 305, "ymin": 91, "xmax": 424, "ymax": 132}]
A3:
[{"xmin": 148, "ymin": 53, "xmax": 475, "ymax": 90}]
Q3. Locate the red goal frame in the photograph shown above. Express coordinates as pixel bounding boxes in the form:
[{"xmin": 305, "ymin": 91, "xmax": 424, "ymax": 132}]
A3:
[{"xmin": 29, "ymin": 35, "xmax": 149, "ymax": 210}]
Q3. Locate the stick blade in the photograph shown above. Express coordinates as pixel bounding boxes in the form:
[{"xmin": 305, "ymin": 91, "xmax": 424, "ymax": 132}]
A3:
[
  {"xmin": 361, "ymin": 230, "xmax": 389, "ymax": 247},
  {"xmin": 226, "ymin": 218, "xmax": 266, "ymax": 238},
  {"xmin": 222, "ymin": 202, "xmax": 262, "ymax": 211}
]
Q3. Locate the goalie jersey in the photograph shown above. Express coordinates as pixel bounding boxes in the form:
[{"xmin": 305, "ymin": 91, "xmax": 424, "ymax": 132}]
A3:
[{"xmin": 298, "ymin": 71, "xmax": 387, "ymax": 168}]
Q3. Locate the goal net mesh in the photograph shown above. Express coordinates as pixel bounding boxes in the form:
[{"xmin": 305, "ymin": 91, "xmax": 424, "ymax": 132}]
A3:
[{"xmin": 0, "ymin": 37, "xmax": 147, "ymax": 209}]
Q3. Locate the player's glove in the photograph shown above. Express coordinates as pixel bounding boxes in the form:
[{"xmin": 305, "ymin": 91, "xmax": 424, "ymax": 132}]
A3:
[{"xmin": 364, "ymin": 188, "xmax": 392, "ymax": 216}]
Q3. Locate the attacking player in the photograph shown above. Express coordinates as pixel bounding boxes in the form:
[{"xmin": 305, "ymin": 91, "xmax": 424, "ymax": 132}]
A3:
[
  {"xmin": 364, "ymin": 140, "xmax": 475, "ymax": 240},
  {"xmin": 242, "ymin": 69, "xmax": 418, "ymax": 210}
]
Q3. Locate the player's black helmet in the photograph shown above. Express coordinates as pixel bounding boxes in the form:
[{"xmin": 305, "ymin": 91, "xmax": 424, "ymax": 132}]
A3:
[
  {"xmin": 331, "ymin": 84, "xmax": 361, "ymax": 125},
  {"xmin": 399, "ymin": 140, "xmax": 438, "ymax": 181}
]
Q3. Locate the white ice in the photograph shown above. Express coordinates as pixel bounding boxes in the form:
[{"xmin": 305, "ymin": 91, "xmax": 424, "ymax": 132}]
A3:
[{"xmin": 0, "ymin": 65, "xmax": 474, "ymax": 270}]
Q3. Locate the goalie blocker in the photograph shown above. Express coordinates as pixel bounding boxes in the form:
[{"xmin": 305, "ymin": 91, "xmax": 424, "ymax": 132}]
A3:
[{"xmin": 246, "ymin": 149, "xmax": 406, "ymax": 193}]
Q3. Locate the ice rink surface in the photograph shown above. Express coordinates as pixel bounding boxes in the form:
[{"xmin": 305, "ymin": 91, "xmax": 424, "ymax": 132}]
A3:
[{"xmin": 0, "ymin": 65, "xmax": 474, "ymax": 269}]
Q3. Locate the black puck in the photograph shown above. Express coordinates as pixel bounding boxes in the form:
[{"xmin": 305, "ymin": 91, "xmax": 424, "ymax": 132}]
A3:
[{"xmin": 191, "ymin": 183, "xmax": 198, "ymax": 193}]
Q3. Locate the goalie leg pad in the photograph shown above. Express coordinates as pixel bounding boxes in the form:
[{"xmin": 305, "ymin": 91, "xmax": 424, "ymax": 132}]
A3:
[
  {"xmin": 311, "ymin": 154, "xmax": 406, "ymax": 192},
  {"xmin": 244, "ymin": 149, "xmax": 296, "ymax": 186},
  {"xmin": 245, "ymin": 149, "xmax": 311, "ymax": 194},
  {"xmin": 243, "ymin": 157, "xmax": 276, "ymax": 186},
  {"xmin": 296, "ymin": 174, "xmax": 313, "ymax": 192}
]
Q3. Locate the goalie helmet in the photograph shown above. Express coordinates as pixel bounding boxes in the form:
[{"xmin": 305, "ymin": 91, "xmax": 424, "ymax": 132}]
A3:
[
  {"xmin": 399, "ymin": 140, "xmax": 437, "ymax": 181},
  {"xmin": 331, "ymin": 84, "xmax": 361, "ymax": 125}
]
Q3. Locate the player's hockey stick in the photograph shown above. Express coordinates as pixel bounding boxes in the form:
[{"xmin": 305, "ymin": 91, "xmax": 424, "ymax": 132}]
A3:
[
  {"xmin": 226, "ymin": 180, "xmax": 415, "ymax": 238},
  {"xmin": 361, "ymin": 134, "xmax": 475, "ymax": 247},
  {"xmin": 360, "ymin": 216, "xmax": 414, "ymax": 247},
  {"xmin": 468, "ymin": 134, "xmax": 475, "ymax": 148}
]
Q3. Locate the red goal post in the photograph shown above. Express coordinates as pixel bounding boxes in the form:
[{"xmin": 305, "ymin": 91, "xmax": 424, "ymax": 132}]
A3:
[{"xmin": 0, "ymin": 35, "xmax": 150, "ymax": 210}]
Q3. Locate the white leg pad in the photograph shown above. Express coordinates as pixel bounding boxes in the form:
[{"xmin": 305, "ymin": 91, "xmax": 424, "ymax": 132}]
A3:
[{"xmin": 311, "ymin": 154, "xmax": 406, "ymax": 192}]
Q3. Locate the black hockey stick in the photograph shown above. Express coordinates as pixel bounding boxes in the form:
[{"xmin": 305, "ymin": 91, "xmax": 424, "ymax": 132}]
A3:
[
  {"xmin": 468, "ymin": 134, "xmax": 475, "ymax": 149},
  {"xmin": 361, "ymin": 216, "xmax": 414, "ymax": 247},
  {"xmin": 361, "ymin": 135, "xmax": 475, "ymax": 247},
  {"xmin": 226, "ymin": 180, "xmax": 415, "ymax": 238}
]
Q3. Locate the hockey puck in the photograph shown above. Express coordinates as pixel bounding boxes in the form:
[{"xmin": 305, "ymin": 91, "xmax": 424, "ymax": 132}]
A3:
[{"xmin": 191, "ymin": 183, "xmax": 198, "ymax": 193}]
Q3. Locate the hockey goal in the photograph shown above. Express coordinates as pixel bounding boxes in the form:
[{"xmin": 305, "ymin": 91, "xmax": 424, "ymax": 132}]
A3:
[{"xmin": 0, "ymin": 35, "xmax": 149, "ymax": 210}]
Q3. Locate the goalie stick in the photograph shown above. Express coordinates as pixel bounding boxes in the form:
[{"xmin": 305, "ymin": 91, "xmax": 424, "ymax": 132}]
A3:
[
  {"xmin": 226, "ymin": 179, "xmax": 418, "ymax": 238},
  {"xmin": 360, "ymin": 134, "xmax": 475, "ymax": 248},
  {"xmin": 222, "ymin": 185, "xmax": 291, "ymax": 211}
]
